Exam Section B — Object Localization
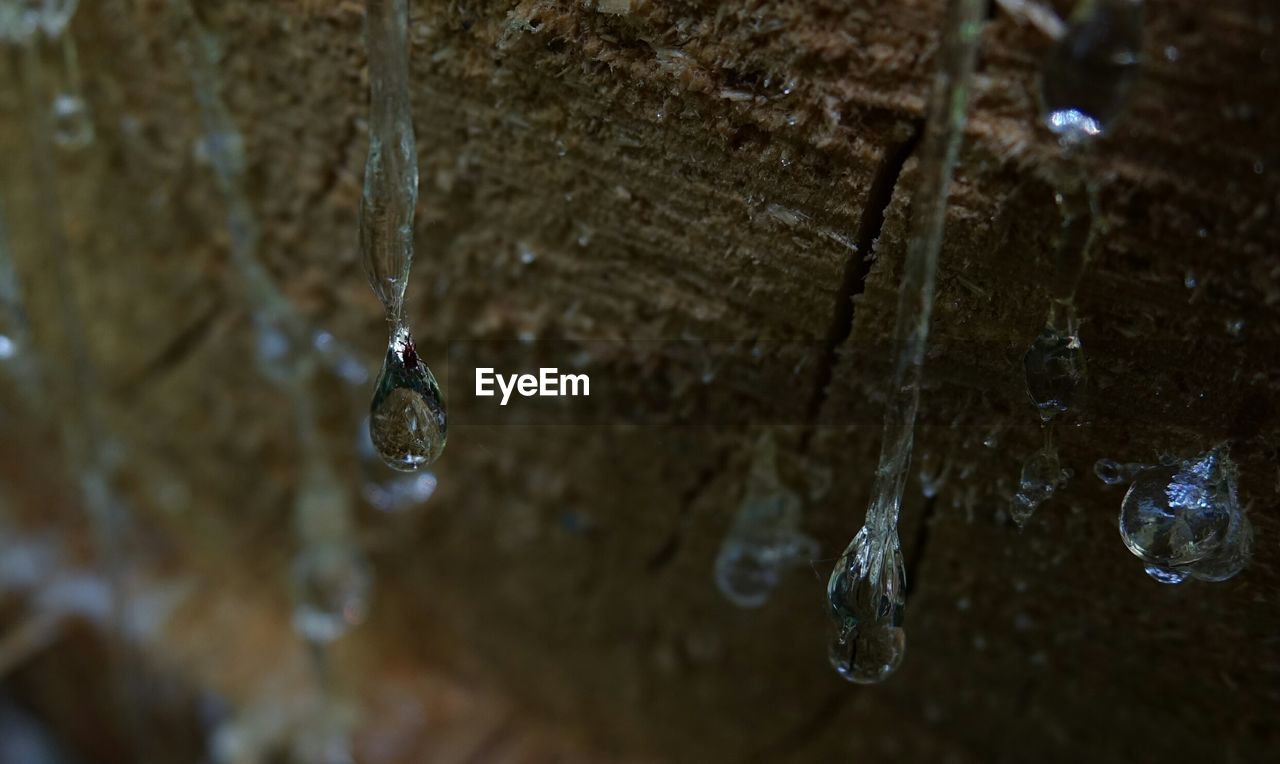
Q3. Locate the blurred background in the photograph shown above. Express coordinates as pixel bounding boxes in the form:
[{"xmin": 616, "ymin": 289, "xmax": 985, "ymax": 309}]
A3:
[{"xmin": 1, "ymin": 0, "xmax": 1278, "ymax": 762}]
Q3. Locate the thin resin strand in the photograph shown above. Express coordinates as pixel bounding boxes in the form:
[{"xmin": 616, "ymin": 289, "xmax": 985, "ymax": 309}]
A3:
[{"xmin": 826, "ymin": 0, "xmax": 985, "ymax": 684}]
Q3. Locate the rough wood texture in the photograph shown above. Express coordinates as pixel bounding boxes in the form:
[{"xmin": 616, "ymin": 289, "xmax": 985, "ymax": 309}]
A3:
[{"xmin": 1, "ymin": 0, "xmax": 1278, "ymax": 761}]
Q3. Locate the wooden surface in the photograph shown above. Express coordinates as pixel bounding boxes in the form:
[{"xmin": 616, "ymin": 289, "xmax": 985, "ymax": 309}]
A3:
[{"xmin": 1, "ymin": 0, "xmax": 1278, "ymax": 761}]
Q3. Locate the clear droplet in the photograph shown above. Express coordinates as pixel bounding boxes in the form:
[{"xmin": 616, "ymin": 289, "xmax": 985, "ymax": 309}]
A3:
[
  {"xmin": 1010, "ymin": 445, "xmax": 1069, "ymax": 525},
  {"xmin": 51, "ymin": 92, "xmax": 93, "ymax": 149},
  {"xmin": 1041, "ymin": 0, "xmax": 1143, "ymax": 146},
  {"xmin": 1094, "ymin": 457, "xmax": 1149, "ymax": 486},
  {"xmin": 1023, "ymin": 324, "xmax": 1086, "ymax": 419},
  {"xmin": 369, "ymin": 324, "xmax": 446, "ymax": 472},
  {"xmin": 714, "ymin": 433, "xmax": 817, "ymax": 608},
  {"xmin": 291, "ymin": 542, "xmax": 372, "ymax": 643},
  {"xmin": 42, "ymin": 32, "xmax": 95, "ymax": 150},
  {"xmin": 1118, "ymin": 447, "xmax": 1252, "ymax": 581},
  {"xmin": 826, "ymin": 527, "xmax": 906, "ymax": 684}
]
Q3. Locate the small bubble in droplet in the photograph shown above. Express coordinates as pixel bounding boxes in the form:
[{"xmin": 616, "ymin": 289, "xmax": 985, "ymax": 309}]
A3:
[
  {"xmin": 1164, "ymin": 46, "xmax": 1180, "ymax": 62},
  {"xmin": 1184, "ymin": 271, "xmax": 1198, "ymax": 289},
  {"xmin": 1253, "ymin": 160, "xmax": 1265, "ymax": 175},
  {"xmin": 291, "ymin": 543, "xmax": 372, "ymax": 643},
  {"xmin": 1225, "ymin": 318, "xmax": 1245, "ymax": 338}
]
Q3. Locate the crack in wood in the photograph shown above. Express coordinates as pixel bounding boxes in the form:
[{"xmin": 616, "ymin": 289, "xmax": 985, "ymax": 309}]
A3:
[
  {"xmin": 805, "ymin": 122, "xmax": 925, "ymax": 424},
  {"xmin": 904, "ymin": 492, "xmax": 939, "ymax": 601}
]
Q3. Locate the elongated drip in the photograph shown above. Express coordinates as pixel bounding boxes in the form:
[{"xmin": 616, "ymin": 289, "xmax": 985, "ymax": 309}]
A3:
[
  {"xmin": 1015, "ymin": 0, "xmax": 1141, "ymax": 524},
  {"xmin": 714, "ymin": 432, "xmax": 817, "ymax": 608},
  {"xmin": 825, "ymin": 0, "xmax": 985, "ymax": 684},
  {"xmin": 361, "ymin": 0, "xmax": 446, "ymax": 470}
]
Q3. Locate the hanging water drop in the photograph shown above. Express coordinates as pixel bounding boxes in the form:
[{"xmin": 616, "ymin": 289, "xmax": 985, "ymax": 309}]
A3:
[
  {"xmin": 1118, "ymin": 447, "xmax": 1252, "ymax": 583},
  {"xmin": 1010, "ymin": 444, "xmax": 1069, "ymax": 526},
  {"xmin": 360, "ymin": 0, "xmax": 447, "ymax": 471},
  {"xmin": 290, "ymin": 542, "xmax": 373, "ymax": 644},
  {"xmin": 1041, "ymin": 0, "xmax": 1143, "ymax": 146},
  {"xmin": 825, "ymin": 0, "xmax": 985, "ymax": 684},
  {"xmin": 827, "ymin": 525, "xmax": 906, "ymax": 684},
  {"xmin": 714, "ymin": 432, "xmax": 817, "ymax": 608},
  {"xmin": 369, "ymin": 324, "xmax": 446, "ymax": 472}
]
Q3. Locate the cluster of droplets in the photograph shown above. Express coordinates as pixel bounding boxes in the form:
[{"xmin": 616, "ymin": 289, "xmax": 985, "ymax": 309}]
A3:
[
  {"xmin": 0, "ymin": 0, "xmax": 94, "ymax": 149},
  {"xmin": 361, "ymin": 0, "xmax": 446, "ymax": 472},
  {"xmin": 1100, "ymin": 448, "xmax": 1252, "ymax": 584},
  {"xmin": 824, "ymin": 0, "xmax": 985, "ymax": 684},
  {"xmin": 1014, "ymin": 0, "xmax": 1142, "ymax": 525},
  {"xmin": 714, "ymin": 432, "xmax": 817, "ymax": 608}
]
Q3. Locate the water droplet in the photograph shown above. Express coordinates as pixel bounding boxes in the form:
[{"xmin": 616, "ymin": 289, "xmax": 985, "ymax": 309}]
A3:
[
  {"xmin": 0, "ymin": 334, "xmax": 15, "ymax": 360},
  {"xmin": 253, "ymin": 314, "xmax": 293, "ymax": 384},
  {"xmin": 291, "ymin": 542, "xmax": 372, "ymax": 643},
  {"xmin": 1023, "ymin": 324, "xmax": 1086, "ymax": 419},
  {"xmin": 1010, "ymin": 445, "xmax": 1069, "ymax": 525},
  {"xmin": 1041, "ymin": 0, "xmax": 1142, "ymax": 145},
  {"xmin": 1118, "ymin": 447, "xmax": 1252, "ymax": 581},
  {"xmin": 714, "ymin": 433, "xmax": 817, "ymax": 608},
  {"xmin": 1163, "ymin": 45, "xmax": 1179, "ymax": 62},
  {"xmin": 369, "ymin": 325, "xmax": 447, "ymax": 472},
  {"xmin": 517, "ymin": 242, "xmax": 537, "ymax": 265},
  {"xmin": 1183, "ymin": 270, "xmax": 1198, "ymax": 289},
  {"xmin": 827, "ymin": 527, "xmax": 906, "ymax": 684},
  {"xmin": 1225, "ymin": 318, "xmax": 1245, "ymax": 338},
  {"xmin": 1094, "ymin": 457, "xmax": 1145, "ymax": 485}
]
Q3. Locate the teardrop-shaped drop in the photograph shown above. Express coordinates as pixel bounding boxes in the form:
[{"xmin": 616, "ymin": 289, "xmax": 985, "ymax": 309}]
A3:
[
  {"xmin": 826, "ymin": 527, "xmax": 906, "ymax": 684},
  {"xmin": 1041, "ymin": 0, "xmax": 1143, "ymax": 145},
  {"xmin": 369, "ymin": 324, "xmax": 446, "ymax": 472}
]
